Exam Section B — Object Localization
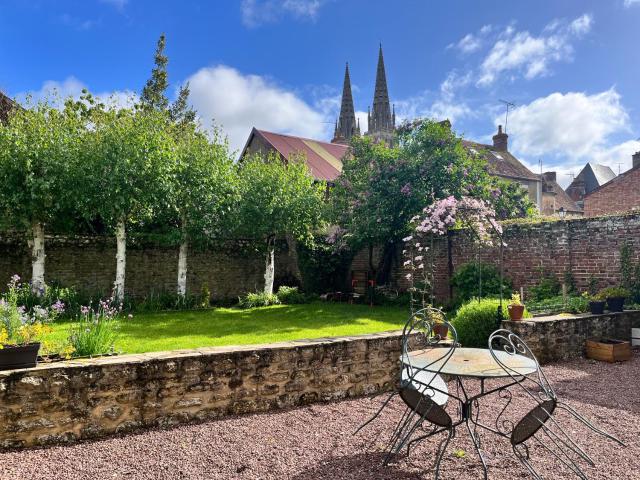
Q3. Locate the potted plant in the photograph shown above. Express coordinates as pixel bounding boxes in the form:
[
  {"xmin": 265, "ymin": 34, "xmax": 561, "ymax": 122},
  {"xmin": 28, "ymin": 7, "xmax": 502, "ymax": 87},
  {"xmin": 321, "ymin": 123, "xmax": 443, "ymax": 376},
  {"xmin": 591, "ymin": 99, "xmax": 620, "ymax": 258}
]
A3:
[
  {"xmin": 584, "ymin": 291, "xmax": 606, "ymax": 315},
  {"xmin": 507, "ymin": 293, "xmax": 525, "ymax": 321},
  {"xmin": 597, "ymin": 286, "xmax": 630, "ymax": 313},
  {"xmin": 429, "ymin": 309, "xmax": 449, "ymax": 338},
  {"xmin": 0, "ymin": 275, "xmax": 62, "ymax": 370}
]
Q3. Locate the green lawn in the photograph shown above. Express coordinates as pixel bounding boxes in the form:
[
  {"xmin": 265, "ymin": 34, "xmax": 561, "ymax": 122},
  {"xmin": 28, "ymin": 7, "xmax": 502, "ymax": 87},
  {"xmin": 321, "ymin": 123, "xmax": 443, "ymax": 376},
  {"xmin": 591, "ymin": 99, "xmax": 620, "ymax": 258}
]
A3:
[{"xmin": 46, "ymin": 302, "xmax": 407, "ymax": 354}]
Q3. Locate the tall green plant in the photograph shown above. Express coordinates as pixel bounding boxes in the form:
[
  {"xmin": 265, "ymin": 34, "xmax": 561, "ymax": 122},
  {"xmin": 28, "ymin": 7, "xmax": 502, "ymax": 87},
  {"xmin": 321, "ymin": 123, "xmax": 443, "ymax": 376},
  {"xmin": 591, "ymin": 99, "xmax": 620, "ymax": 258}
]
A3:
[
  {"xmin": 236, "ymin": 153, "xmax": 325, "ymax": 295},
  {"xmin": 0, "ymin": 100, "xmax": 82, "ymax": 295}
]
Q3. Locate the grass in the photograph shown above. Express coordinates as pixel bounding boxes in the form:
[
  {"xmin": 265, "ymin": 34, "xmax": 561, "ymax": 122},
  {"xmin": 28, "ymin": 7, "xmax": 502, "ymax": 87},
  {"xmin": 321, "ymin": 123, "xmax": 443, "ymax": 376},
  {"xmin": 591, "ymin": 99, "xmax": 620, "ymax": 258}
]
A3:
[{"xmin": 44, "ymin": 302, "xmax": 407, "ymax": 355}]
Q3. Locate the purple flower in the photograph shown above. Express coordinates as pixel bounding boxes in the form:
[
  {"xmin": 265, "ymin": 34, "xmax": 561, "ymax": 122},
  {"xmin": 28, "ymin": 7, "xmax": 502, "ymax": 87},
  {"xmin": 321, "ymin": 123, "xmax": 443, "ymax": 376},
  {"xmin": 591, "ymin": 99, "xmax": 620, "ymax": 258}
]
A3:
[
  {"xmin": 52, "ymin": 300, "xmax": 65, "ymax": 314},
  {"xmin": 400, "ymin": 183, "xmax": 412, "ymax": 196}
]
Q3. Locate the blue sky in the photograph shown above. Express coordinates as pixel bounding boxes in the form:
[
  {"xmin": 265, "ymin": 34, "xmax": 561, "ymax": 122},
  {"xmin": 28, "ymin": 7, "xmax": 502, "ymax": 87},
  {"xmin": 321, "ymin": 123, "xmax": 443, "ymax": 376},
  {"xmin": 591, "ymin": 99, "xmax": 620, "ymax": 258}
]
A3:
[{"xmin": 2, "ymin": 0, "xmax": 640, "ymax": 186}]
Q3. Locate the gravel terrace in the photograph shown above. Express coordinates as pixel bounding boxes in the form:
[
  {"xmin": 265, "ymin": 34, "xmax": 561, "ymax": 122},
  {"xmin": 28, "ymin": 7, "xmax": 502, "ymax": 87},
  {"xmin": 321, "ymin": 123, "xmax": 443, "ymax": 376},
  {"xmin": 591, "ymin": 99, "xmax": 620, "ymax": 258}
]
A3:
[{"xmin": 1, "ymin": 352, "xmax": 638, "ymax": 480}]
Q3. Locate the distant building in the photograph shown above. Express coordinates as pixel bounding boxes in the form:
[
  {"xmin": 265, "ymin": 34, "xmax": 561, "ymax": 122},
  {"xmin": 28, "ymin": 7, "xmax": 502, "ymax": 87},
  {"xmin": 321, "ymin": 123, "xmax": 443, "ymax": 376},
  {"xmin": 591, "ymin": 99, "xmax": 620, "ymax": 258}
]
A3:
[
  {"xmin": 462, "ymin": 126, "xmax": 543, "ymax": 211},
  {"xmin": 540, "ymin": 172, "xmax": 583, "ymax": 217},
  {"xmin": 565, "ymin": 163, "xmax": 616, "ymax": 208},
  {"xmin": 240, "ymin": 128, "xmax": 349, "ymax": 182},
  {"xmin": 0, "ymin": 91, "xmax": 15, "ymax": 124},
  {"xmin": 583, "ymin": 152, "xmax": 640, "ymax": 217}
]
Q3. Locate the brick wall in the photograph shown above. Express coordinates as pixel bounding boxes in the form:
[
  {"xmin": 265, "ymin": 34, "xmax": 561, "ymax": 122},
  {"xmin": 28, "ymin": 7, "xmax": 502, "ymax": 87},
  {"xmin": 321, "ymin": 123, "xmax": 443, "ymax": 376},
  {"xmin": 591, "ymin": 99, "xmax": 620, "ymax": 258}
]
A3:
[
  {"xmin": 584, "ymin": 166, "xmax": 640, "ymax": 217},
  {"xmin": 0, "ymin": 235, "xmax": 299, "ymax": 300},
  {"xmin": 350, "ymin": 213, "xmax": 640, "ymax": 303},
  {"xmin": 0, "ymin": 331, "xmax": 411, "ymax": 449}
]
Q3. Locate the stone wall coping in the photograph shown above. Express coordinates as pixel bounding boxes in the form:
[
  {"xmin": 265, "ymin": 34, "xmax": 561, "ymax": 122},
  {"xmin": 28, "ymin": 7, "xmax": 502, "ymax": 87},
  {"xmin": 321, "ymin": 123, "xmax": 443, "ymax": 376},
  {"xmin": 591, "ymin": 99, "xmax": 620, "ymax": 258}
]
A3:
[
  {"xmin": 504, "ymin": 309, "xmax": 640, "ymax": 325},
  {"xmin": 0, "ymin": 329, "xmax": 406, "ymax": 379}
]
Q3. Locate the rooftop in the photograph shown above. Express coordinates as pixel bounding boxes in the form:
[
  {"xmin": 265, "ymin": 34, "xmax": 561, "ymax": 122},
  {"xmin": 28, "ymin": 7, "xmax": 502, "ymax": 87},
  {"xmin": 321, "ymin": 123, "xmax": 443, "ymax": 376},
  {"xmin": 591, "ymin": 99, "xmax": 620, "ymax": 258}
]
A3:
[{"xmin": 462, "ymin": 139, "xmax": 540, "ymax": 182}]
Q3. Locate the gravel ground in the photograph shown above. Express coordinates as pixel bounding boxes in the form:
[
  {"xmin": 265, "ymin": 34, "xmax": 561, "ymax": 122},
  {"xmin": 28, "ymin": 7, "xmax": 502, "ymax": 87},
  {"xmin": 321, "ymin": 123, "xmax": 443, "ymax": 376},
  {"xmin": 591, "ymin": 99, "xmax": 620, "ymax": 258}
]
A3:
[{"xmin": 1, "ymin": 352, "xmax": 639, "ymax": 480}]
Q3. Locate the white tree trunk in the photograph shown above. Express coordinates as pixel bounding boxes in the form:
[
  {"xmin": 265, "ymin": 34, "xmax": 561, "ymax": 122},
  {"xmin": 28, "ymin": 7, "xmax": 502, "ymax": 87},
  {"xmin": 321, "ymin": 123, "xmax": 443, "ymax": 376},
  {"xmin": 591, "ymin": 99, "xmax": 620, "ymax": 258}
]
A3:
[
  {"xmin": 30, "ymin": 222, "xmax": 46, "ymax": 296},
  {"xmin": 263, "ymin": 237, "xmax": 275, "ymax": 295},
  {"xmin": 114, "ymin": 218, "xmax": 126, "ymax": 303},
  {"xmin": 177, "ymin": 228, "xmax": 188, "ymax": 297}
]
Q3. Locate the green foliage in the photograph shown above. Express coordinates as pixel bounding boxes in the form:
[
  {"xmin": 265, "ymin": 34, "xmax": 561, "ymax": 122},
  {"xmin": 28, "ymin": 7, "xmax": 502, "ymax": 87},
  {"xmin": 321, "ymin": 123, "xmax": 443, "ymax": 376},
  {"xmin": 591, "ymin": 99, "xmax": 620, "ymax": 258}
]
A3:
[
  {"xmin": 13, "ymin": 281, "xmax": 81, "ymax": 319},
  {"xmin": 452, "ymin": 298, "xmax": 530, "ymax": 348},
  {"xmin": 238, "ymin": 292, "xmax": 281, "ymax": 309},
  {"xmin": 68, "ymin": 302, "xmax": 118, "ymax": 357},
  {"xmin": 488, "ymin": 177, "xmax": 537, "ymax": 220},
  {"xmin": 597, "ymin": 286, "xmax": 630, "ymax": 299},
  {"xmin": 620, "ymin": 242, "xmax": 640, "ymax": 302},
  {"xmin": 200, "ymin": 283, "xmax": 211, "ymax": 309},
  {"xmin": 140, "ymin": 33, "xmax": 170, "ymax": 111},
  {"xmin": 276, "ymin": 286, "xmax": 308, "ymax": 304},
  {"xmin": 450, "ymin": 262, "xmax": 512, "ymax": 307},
  {"xmin": 297, "ymin": 232, "xmax": 353, "ymax": 294},
  {"xmin": 134, "ymin": 291, "xmax": 202, "ymax": 313},
  {"xmin": 529, "ymin": 271, "xmax": 561, "ymax": 301},
  {"xmin": 526, "ymin": 295, "xmax": 588, "ymax": 315}
]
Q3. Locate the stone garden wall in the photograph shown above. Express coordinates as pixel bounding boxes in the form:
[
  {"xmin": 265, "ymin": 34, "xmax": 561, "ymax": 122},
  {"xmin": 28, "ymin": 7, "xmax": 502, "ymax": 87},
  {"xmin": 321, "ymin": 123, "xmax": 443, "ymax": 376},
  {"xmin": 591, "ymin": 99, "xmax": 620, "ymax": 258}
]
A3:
[
  {"xmin": 0, "ymin": 235, "xmax": 300, "ymax": 300},
  {"xmin": 502, "ymin": 310, "xmax": 640, "ymax": 364},
  {"xmin": 0, "ymin": 331, "xmax": 409, "ymax": 449}
]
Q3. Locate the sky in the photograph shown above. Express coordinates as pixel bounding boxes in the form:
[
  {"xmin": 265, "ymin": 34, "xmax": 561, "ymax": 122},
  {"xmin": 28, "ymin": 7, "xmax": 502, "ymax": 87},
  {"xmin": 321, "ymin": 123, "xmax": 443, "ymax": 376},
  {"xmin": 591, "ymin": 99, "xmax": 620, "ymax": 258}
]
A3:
[{"xmin": 1, "ymin": 0, "xmax": 640, "ymax": 187}]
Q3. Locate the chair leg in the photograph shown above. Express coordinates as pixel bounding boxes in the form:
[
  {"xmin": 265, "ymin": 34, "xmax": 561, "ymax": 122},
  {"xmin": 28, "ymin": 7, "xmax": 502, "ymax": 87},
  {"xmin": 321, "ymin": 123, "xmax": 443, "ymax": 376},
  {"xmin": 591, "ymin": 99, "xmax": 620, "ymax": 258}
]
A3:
[
  {"xmin": 433, "ymin": 428, "xmax": 453, "ymax": 480},
  {"xmin": 465, "ymin": 419, "xmax": 488, "ymax": 480},
  {"xmin": 557, "ymin": 402, "xmax": 626, "ymax": 446},
  {"xmin": 533, "ymin": 429, "xmax": 589, "ymax": 480},
  {"xmin": 513, "ymin": 443, "xmax": 544, "ymax": 480},
  {"xmin": 353, "ymin": 391, "xmax": 397, "ymax": 436}
]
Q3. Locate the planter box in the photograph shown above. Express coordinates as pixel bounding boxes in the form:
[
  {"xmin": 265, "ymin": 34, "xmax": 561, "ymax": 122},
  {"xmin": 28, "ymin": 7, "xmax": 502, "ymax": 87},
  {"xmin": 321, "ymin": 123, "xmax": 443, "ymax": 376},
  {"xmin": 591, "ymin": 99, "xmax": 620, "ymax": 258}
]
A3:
[
  {"xmin": 585, "ymin": 338, "xmax": 631, "ymax": 363},
  {"xmin": 0, "ymin": 343, "xmax": 40, "ymax": 371}
]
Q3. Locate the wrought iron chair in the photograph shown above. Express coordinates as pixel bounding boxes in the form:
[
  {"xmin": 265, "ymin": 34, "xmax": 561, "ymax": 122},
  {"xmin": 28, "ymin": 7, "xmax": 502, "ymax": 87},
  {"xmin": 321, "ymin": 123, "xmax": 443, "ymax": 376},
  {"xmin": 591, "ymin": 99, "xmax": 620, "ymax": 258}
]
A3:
[
  {"xmin": 488, "ymin": 329, "xmax": 625, "ymax": 479},
  {"xmin": 355, "ymin": 307, "xmax": 462, "ymax": 475}
]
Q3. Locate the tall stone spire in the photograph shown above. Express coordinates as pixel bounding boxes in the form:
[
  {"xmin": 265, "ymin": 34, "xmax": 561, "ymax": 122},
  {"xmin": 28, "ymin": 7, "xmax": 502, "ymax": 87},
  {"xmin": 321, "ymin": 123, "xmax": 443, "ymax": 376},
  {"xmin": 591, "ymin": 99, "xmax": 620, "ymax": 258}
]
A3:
[
  {"xmin": 332, "ymin": 63, "xmax": 359, "ymax": 144},
  {"xmin": 366, "ymin": 44, "xmax": 394, "ymax": 145}
]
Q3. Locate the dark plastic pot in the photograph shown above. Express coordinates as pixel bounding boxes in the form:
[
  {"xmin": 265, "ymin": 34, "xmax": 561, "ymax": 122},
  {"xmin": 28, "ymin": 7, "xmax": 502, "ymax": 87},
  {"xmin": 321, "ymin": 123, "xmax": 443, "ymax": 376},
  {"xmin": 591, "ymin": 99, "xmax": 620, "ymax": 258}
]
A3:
[
  {"xmin": 0, "ymin": 343, "xmax": 40, "ymax": 371},
  {"xmin": 589, "ymin": 301, "xmax": 605, "ymax": 315},
  {"xmin": 606, "ymin": 297, "xmax": 625, "ymax": 312},
  {"xmin": 508, "ymin": 304, "xmax": 525, "ymax": 321}
]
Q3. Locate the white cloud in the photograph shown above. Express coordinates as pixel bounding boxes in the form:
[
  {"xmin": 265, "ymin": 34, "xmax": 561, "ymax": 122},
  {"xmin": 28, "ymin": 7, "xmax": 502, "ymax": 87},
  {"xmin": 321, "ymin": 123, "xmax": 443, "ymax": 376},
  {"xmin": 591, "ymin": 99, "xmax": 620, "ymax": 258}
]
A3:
[
  {"xmin": 499, "ymin": 88, "xmax": 640, "ymax": 186},
  {"xmin": 186, "ymin": 65, "xmax": 327, "ymax": 152},
  {"xmin": 477, "ymin": 14, "xmax": 593, "ymax": 86},
  {"xmin": 99, "ymin": 0, "xmax": 128, "ymax": 10},
  {"xmin": 16, "ymin": 76, "xmax": 137, "ymax": 109},
  {"xmin": 624, "ymin": 0, "xmax": 640, "ymax": 7},
  {"xmin": 241, "ymin": 0, "xmax": 325, "ymax": 27},
  {"xmin": 448, "ymin": 25, "xmax": 492, "ymax": 54}
]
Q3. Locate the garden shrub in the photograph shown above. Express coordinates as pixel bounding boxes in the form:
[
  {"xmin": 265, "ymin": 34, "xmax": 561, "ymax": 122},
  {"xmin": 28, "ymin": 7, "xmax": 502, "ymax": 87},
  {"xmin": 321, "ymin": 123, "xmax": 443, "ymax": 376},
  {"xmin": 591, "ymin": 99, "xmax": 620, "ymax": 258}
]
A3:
[
  {"xmin": 526, "ymin": 295, "xmax": 588, "ymax": 315},
  {"xmin": 297, "ymin": 235, "xmax": 353, "ymax": 294},
  {"xmin": 238, "ymin": 292, "xmax": 281, "ymax": 309},
  {"xmin": 450, "ymin": 262, "xmax": 512, "ymax": 308},
  {"xmin": 135, "ymin": 291, "xmax": 201, "ymax": 312},
  {"xmin": 529, "ymin": 272, "xmax": 561, "ymax": 301},
  {"xmin": 451, "ymin": 298, "xmax": 531, "ymax": 348},
  {"xmin": 68, "ymin": 300, "xmax": 119, "ymax": 357},
  {"xmin": 276, "ymin": 286, "xmax": 308, "ymax": 304}
]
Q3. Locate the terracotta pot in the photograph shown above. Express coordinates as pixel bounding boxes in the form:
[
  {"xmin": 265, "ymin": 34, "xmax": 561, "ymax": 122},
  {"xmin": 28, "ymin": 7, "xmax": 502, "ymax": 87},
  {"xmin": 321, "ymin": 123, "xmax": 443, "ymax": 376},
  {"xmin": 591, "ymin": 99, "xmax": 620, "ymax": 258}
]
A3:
[
  {"xmin": 606, "ymin": 297, "xmax": 625, "ymax": 312},
  {"xmin": 433, "ymin": 323, "xmax": 449, "ymax": 339},
  {"xmin": 508, "ymin": 304, "xmax": 525, "ymax": 321},
  {"xmin": 589, "ymin": 301, "xmax": 605, "ymax": 315},
  {"xmin": 0, "ymin": 343, "xmax": 40, "ymax": 371}
]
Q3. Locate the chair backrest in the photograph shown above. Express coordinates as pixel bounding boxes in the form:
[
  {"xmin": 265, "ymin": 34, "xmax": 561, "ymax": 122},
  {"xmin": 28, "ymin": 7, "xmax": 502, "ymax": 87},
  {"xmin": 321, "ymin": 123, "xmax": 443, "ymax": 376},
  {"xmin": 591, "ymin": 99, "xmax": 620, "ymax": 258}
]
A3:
[
  {"xmin": 488, "ymin": 329, "xmax": 555, "ymax": 401},
  {"xmin": 401, "ymin": 307, "xmax": 458, "ymax": 382}
]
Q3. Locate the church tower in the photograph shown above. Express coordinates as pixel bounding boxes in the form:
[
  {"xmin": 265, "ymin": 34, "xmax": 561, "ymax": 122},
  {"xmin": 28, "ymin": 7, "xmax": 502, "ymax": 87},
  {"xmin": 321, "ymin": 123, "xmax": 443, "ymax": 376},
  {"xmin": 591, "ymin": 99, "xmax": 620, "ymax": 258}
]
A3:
[
  {"xmin": 332, "ymin": 63, "xmax": 360, "ymax": 144},
  {"xmin": 366, "ymin": 44, "xmax": 395, "ymax": 145}
]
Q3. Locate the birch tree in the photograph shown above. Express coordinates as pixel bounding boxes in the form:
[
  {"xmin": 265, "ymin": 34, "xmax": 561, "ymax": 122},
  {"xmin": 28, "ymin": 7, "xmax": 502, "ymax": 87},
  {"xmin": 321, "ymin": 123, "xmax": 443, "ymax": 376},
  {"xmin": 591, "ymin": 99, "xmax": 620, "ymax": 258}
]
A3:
[
  {"xmin": 236, "ymin": 154, "xmax": 324, "ymax": 295},
  {"xmin": 85, "ymin": 107, "xmax": 175, "ymax": 302},
  {"xmin": 0, "ymin": 100, "xmax": 81, "ymax": 295},
  {"xmin": 168, "ymin": 127, "xmax": 237, "ymax": 296}
]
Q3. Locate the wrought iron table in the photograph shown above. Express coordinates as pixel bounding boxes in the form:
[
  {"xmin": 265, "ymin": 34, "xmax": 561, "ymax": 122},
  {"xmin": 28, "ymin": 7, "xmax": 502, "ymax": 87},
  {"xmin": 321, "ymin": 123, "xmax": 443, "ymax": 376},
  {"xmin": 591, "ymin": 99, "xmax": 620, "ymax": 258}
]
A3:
[{"xmin": 401, "ymin": 347, "xmax": 538, "ymax": 479}]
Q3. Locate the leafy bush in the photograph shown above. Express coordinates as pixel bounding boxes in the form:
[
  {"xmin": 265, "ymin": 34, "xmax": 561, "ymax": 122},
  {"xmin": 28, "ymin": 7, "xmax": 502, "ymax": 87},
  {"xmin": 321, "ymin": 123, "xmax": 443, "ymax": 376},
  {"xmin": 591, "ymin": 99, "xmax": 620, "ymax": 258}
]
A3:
[
  {"xmin": 276, "ymin": 286, "xmax": 308, "ymax": 304},
  {"xmin": 450, "ymin": 262, "xmax": 511, "ymax": 307},
  {"xmin": 526, "ymin": 295, "xmax": 588, "ymax": 315},
  {"xmin": 68, "ymin": 300, "xmax": 119, "ymax": 357},
  {"xmin": 597, "ymin": 286, "xmax": 630, "ymax": 299},
  {"xmin": 297, "ymin": 235, "xmax": 353, "ymax": 294},
  {"xmin": 452, "ymin": 298, "xmax": 531, "ymax": 348},
  {"xmin": 135, "ymin": 291, "xmax": 201, "ymax": 313},
  {"xmin": 238, "ymin": 292, "xmax": 281, "ymax": 309},
  {"xmin": 529, "ymin": 273, "xmax": 561, "ymax": 301}
]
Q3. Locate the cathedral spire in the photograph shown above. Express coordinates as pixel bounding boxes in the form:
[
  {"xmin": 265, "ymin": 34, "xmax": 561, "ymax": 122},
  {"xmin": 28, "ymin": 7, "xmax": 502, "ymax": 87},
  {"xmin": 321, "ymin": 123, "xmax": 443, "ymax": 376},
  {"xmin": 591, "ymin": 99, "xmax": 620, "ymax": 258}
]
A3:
[
  {"xmin": 332, "ymin": 62, "xmax": 358, "ymax": 145},
  {"xmin": 366, "ymin": 44, "xmax": 394, "ymax": 145}
]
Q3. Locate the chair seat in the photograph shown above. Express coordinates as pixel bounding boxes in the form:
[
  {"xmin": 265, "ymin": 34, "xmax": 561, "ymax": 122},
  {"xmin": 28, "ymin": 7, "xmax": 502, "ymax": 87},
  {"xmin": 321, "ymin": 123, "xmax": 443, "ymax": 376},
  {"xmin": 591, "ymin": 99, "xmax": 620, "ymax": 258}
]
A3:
[{"xmin": 401, "ymin": 368, "xmax": 449, "ymax": 407}]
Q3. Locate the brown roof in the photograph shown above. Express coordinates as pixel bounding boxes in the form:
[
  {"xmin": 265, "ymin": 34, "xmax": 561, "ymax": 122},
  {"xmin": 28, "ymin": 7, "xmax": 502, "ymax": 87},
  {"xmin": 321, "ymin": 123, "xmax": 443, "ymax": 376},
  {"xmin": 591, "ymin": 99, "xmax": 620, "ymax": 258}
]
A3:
[
  {"xmin": 0, "ymin": 91, "xmax": 16, "ymax": 124},
  {"xmin": 543, "ymin": 175, "xmax": 583, "ymax": 213},
  {"xmin": 241, "ymin": 128, "xmax": 349, "ymax": 181},
  {"xmin": 583, "ymin": 162, "xmax": 640, "ymax": 198},
  {"xmin": 462, "ymin": 140, "xmax": 540, "ymax": 182}
]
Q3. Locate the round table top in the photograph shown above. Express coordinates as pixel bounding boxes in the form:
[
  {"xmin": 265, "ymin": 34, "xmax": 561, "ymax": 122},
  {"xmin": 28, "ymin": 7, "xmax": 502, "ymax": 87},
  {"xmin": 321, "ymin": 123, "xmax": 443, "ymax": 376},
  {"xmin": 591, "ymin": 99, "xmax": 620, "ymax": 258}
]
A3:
[{"xmin": 401, "ymin": 347, "xmax": 538, "ymax": 378}]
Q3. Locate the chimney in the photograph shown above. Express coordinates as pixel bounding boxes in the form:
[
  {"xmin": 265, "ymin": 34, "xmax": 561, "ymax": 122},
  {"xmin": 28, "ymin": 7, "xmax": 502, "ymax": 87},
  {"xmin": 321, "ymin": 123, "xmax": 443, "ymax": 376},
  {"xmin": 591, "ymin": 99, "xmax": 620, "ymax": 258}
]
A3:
[
  {"xmin": 492, "ymin": 125, "xmax": 508, "ymax": 151},
  {"xmin": 543, "ymin": 171, "xmax": 557, "ymax": 183},
  {"xmin": 633, "ymin": 151, "xmax": 640, "ymax": 169}
]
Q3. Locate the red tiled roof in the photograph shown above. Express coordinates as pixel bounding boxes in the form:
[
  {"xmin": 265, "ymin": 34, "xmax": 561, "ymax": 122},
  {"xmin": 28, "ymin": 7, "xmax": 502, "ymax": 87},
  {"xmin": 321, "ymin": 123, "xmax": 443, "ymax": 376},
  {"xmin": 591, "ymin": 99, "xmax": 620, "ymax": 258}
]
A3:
[{"xmin": 243, "ymin": 129, "xmax": 349, "ymax": 181}]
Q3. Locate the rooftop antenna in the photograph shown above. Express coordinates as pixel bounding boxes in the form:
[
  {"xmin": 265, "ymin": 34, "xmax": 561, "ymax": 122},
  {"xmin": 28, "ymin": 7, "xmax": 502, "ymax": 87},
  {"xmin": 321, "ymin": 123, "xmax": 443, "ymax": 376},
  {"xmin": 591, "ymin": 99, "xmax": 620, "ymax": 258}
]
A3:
[
  {"xmin": 616, "ymin": 162, "xmax": 624, "ymax": 175},
  {"xmin": 538, "ymin": 159, "xmax": 543, "ymax": 176},
  {"xmin": 566, "ymin": 172, "xmax": 576, "ymax": 181},
  {"xmin": 499, "ymin": 99, "xmax": 516, "ymax": 133}
]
